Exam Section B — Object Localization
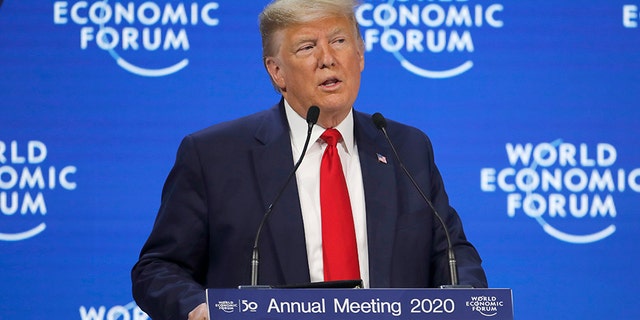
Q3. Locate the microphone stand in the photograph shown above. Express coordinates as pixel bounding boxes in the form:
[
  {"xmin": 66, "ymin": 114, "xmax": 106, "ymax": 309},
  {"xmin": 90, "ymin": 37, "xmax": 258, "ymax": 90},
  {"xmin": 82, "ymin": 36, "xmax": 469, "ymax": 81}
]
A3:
[
  {"xmin": 248, "ymin": 106, "xmax": 319, "ymax": 287},
  {"xmin": 372, "ymin": 113, "xmax": 472, "ymax": 288}
]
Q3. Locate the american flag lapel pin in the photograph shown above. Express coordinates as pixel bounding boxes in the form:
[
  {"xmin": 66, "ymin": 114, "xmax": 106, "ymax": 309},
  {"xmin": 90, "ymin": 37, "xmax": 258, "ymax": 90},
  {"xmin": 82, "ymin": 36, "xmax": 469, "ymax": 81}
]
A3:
[{"xmin": 376, "ymin": 153, "xmax": 388, "ymax": 164}]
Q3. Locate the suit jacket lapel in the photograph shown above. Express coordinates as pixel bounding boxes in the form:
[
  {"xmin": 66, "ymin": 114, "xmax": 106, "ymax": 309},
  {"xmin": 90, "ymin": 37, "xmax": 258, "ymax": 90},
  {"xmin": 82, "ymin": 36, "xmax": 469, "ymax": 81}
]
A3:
[
  {"xmin": 251, "ymin": 102, "xmax": 310, "ymax": 285},
  {"xmin": 354, "ymin": 111, "xmax": 399, "ymax": 288},
  {"xmin": 249, "ymin": 106, "xmax": 398, "ymax": 287}
]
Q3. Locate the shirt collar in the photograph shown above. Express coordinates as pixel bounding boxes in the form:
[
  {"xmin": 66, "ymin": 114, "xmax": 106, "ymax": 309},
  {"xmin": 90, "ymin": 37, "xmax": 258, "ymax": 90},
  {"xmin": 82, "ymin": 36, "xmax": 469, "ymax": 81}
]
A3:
[{"xmin": 284, "ymin": 100, "xmax": 355, "ymax": 155}]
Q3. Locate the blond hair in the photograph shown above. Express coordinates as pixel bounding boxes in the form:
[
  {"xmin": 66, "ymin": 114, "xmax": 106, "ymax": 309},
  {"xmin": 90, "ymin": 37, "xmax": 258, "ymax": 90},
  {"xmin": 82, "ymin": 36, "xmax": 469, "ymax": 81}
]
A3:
[{"xmin": 259, "ymin": 0, "xmax": 361, "ymax": 59}]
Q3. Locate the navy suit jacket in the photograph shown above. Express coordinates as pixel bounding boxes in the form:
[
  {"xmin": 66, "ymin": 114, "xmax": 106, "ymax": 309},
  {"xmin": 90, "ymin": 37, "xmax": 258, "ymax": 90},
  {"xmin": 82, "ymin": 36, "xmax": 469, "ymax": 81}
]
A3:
[{"xmin": 132, "ymin": 101, "xmax": 487, "ymax": 319}]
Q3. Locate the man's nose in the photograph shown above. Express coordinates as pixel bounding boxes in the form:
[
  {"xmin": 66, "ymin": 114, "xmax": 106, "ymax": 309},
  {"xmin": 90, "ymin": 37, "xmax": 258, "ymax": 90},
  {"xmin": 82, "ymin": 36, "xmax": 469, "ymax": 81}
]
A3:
[{"xmin": 317, "ymin": 43, "xmax": 336, "ymax": 68}]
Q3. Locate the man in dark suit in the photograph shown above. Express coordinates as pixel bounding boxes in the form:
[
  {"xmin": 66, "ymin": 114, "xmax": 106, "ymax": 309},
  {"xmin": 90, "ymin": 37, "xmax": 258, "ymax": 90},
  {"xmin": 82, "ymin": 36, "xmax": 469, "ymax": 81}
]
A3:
[{"xmin": 132, "ymin": 1, "xmax": 487, "ymax": 319}]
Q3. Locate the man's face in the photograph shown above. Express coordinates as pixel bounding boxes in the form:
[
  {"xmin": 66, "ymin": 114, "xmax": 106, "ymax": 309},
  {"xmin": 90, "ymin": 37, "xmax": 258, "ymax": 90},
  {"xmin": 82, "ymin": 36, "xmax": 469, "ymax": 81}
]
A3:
[{"xmin": 265, "ymin": 16, "xmax": 365, "ymax": 127}]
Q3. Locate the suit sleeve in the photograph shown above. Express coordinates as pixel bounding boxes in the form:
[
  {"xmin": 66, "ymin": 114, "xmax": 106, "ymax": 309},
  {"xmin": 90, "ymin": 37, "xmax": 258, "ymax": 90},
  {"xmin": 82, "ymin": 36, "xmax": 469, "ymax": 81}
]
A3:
[{"xmin": 131, "ymin": 135, "xmax": 209, "ymax": 320}]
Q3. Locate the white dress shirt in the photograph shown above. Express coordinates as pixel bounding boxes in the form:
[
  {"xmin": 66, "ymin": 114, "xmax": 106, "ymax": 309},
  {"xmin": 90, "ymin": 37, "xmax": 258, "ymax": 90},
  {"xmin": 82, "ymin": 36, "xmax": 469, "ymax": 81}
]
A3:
[{"xmin": 284, "ymin": 101, "xmax": 370, "ymax": 288}]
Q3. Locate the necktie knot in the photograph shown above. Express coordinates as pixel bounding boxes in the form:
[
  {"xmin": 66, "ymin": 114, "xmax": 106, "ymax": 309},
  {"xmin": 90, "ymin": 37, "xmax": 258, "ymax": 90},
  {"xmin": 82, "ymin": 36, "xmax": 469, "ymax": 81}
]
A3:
[{"xmin": 321, "ymin": 128, "xmax": 342, "ymax": 147}]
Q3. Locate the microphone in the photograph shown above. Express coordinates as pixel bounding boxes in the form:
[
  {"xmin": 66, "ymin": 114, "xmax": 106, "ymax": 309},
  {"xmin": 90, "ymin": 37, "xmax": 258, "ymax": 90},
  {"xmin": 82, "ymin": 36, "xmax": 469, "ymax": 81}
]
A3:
[
  {"xmin": 248, "ymin": 106, "xmax": 320, "ymax": 287},
  {"xmin": 371, "ymin": 112, "xmax": 470, "ymax": 288}
]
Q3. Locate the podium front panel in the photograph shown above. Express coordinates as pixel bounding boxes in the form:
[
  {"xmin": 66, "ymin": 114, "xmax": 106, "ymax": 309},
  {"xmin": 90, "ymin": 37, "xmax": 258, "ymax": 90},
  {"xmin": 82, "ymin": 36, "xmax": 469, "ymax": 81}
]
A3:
[{"xmin": 206, "ymin": 288, "xmax": 513, "ymax": 319}]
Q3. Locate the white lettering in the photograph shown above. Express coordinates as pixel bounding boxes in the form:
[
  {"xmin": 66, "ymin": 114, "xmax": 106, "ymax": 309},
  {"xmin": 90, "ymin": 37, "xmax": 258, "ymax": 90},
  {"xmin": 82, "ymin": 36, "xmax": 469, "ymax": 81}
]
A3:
[
  {"xmin": 79, "ymin": 306, "xmax": 106, "ymax": 320},
  {"xmin": 137, "ymin": 2, "xmax": 161, "ymax": 26},
  {"xmin": 80, "ymin": 26, "xmax": 189, "ymax": 51},
  {"xmin": 162, "ymin": 3, "xmax": 187, "ymax": 25},
  {"xmin": 28, "ymin": 141, "xmax": 47, "ymax": 164},
  {"xmin": 580, "ymin": 143, "xmax": 595, "ymax": 166},
  {"xmin": 107, "ymin": 305, "xmax": 130, "ymax": 320},
  {"xmin": 1, "ymin": 191, "xmax": 48, "ymax": 215},
  {"xmin": 541, "ymin": 169, "xmax": 562, "ymax": 192},
  {"xmin": 623, "ymin": 5, "xmax": 638, "ymax": 28},
  {"xmin": 79, "ymin": 305, "xmax": 148, "ymax": 320},
  {"xmin": 523, "ymin": 193, "xmax": 546, "ymax": 217},
  {"xmin": 489, "ymin": 167, "xmax": 640, "ymax": 193},
  {"xmin": 590, "ymin": 195, "xmax": 616, "ymax": 218},
  {"xmin": 363, "ymin": 28, "xmax": 472, "ymax": 52},
  {"xmin": 485, "ymin": 4, "xmax": 504, "ymax": 27},
  {"xmin": 53, "ymin": 1, "xmax": 68, "ymax": 24},
  {"xmin": 143, "ymin": 28, "xmax": 162, "ymax": 50},
  {"xmin": 507, "ymin": 193, "xmax": 617, "ymax": 218},
  {"xmin": 115, "ymin": 2, "xmax": 135, "ymax": 24},
  {"xmin": 19, "ymin": 167, "xmax": 45, "ymax": 189},
  {"xmin": 532, "ymin": 143, "xmax": 557, "ymax": 167},
  {"xmin": 122, "ymin": 27, "xmax": 139, "ymax": 50},
  {"xmin": 0, "ymin": 166, "xmax": 76, "ymax": 190},
  {"xmin": 333, "ymin": 298, "xmax": 401, "ymax": 316},
  {"xmin": 71, "ymin": 1, "xmax": 89, "ymax": 25},
  {"xmin": 60, "ymin": 166, "xmax": 78, "ymax": 190},
  {"xmin": 0, "ymin": 166, "xmax": 18, "ymax": 189},
  {"xmin": 506, "ymin": 143, "xmax": 532, "ymax": 166},
  {"xmin": 628, "ymin": 168, "xmax": 640, "ymax": 192},
  {"xmin": 21, "ymin": 192, "xmax": 47, "ymax": 215},
  {"xmin": 507, "ymin": 193, "xmax": 521, "ymax": 217},
  {"xmin": 356, "ymin": 3, "xmax": 503, "ymax": 28},
  {"xmin": 11, "ymin": 141, "xmax": 26, "ymax": 164},
  {"xmin": 497, "ymin": 167, "xmax": 516, "ymax": 192},
  {"xmin": 163, "ymin": 29, "xmax": 190, "ymax": 50},
  {"xmin": 548, "ymin": 193, "xmax": 566, "ymax": 217},
  {"xmin": 564, "ymin": 168, "xmax": 588, "ymax": 192},
  {"xmin": 1, "ymin": 192, "xmax": 18, "ymax": 215},
  {"xmin": 201, "ymin": 2, "xmax": 219, "ymax": 26},
  {"xmin": 446, "ymin": 5, "xmax": 472, "ymax": 27},
  {"xmin": 423, "ymin": 4, "xmax": 445, "ymax": 27},
  {"xmin": 597, "ymin": 143, "xmax": 616, "ymax": 166},
  {"xmin": 81, "ymin": 27, "xmax": 94, "ymax": 49},
  {"xmin": 89, "ymin": 2, "xmax": 112, "ymax": 25},
  {"xmin": 515, "ymin": 168, "xmax": 539, "ymax": 192},
  {"xmin": 57, "ymin": 2, "xmax": 219, "ymax": 26},
  {"xmin": 0, "ymin": 141, "xmax": 47, "ymax": 164},
  {"xmin": 506, "ymin": 142, "xmax": 619, "ymax": 167},
  {"xmin": 588, "ymin": 170, "xmax": 615, "ymax": 192},
  {"xmin": 480, "ymin": 168, "xmax": 496, "ymax": 191},
  {"xmin": 96, "ymin": 27, "xmax": 120, "ymax": 50}
]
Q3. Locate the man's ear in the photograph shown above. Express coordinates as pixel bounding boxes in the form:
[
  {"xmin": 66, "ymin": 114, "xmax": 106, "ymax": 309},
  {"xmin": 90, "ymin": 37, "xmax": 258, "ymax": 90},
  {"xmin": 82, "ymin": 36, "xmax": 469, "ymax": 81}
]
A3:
[
  {"xmin": 357, "ymin": 38, "xmax": 365, "ymax": 72},
  {"xmin": 265, "ymin": 57, "xmax": 286, "ymax": 91}
]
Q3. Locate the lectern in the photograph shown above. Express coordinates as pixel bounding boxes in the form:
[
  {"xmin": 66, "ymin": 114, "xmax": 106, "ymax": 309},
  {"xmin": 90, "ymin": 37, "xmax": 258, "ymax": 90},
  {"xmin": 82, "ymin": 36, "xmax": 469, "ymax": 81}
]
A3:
[{"xmin": 207, "ymin": 287, "xmax": 513, "ymax": 319}]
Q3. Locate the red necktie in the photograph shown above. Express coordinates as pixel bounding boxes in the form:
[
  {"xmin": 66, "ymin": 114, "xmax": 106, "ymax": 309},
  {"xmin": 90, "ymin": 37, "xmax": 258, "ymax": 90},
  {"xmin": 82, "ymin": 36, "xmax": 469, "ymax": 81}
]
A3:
[{"xmin": 319, "ymin": 128, "xmax": 360, "ymax": 281}]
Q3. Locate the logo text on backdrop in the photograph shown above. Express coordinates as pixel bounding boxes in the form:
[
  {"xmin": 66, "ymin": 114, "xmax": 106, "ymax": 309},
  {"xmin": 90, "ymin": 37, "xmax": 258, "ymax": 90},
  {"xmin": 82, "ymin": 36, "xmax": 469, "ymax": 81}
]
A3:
[
  {"xmin": 481, "ymin": 140, "xmax": 640, "ymax": 244},
  {"xmin": 0, "ymin": 141, "xmax": 77, "ymax": 241},
  {"xmin": 356, "ymin": 0, "xmax": 504, "ymax": 78},
  {"xmin": 53, "ymin": 1, "xmax": 220, "ymax": 76}
]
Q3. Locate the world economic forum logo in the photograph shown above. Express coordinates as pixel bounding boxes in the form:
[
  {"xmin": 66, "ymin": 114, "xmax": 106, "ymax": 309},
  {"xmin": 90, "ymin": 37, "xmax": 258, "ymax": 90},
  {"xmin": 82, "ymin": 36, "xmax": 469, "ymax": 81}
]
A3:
[
  {"xmin": 356, "ymin": 0, "xmax": 504, "ymax": 79},
  {"xmin": 465, "ymin": 295, "xmax": 507, "ymax": 317},
  {"xmin": 53, "ymin": 1, "xmax": 220, "ymax": 77},
  {"xmin": 0, "ymin": 141, "xmax": 77, "ymax": 241},
  {"xmin": 80, "ymin": 301, "xmax": 147, "ymax": 320},
  {"xmin": 480, "ymin": 140, "xmax": 640, "ymax": 244}
]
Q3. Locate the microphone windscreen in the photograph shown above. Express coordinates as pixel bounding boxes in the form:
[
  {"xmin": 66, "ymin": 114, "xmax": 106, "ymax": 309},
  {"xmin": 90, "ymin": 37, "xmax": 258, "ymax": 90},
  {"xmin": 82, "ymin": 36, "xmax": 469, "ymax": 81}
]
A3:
[
  {"xmin": 307, "ymin": 106, "xmax": 320, "ymax": 125},
  {"xmin": 372, "ymin": 112, "xmax": 387, "ymax": 130}
]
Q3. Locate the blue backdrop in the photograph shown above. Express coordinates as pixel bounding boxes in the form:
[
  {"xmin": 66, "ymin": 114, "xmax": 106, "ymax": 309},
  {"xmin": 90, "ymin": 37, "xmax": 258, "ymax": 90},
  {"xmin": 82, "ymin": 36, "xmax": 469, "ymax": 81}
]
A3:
[{"xmin": 1, "ymin": 0, "xmax": 639, "ymax": 319}]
